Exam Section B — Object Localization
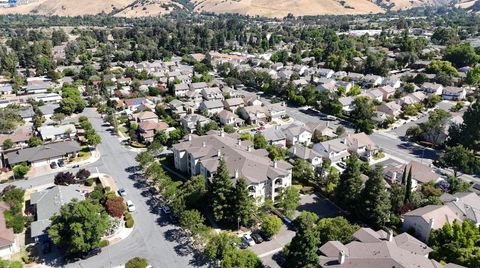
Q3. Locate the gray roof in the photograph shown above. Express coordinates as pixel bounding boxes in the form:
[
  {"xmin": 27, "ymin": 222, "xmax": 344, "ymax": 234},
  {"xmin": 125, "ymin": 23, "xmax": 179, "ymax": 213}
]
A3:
[
  {"xmin": 263, "ymin": 127, "xmax": 286, "ymax": 142},
  {"xmin": 39, "ymin": 104, "xmax": 59, "ymax": 116},
  {"xmin": 17, "ymin": 106, "xmax": 35, "ymax": 119},
  {"xmin": 38, "ymin": 124, "xmax": 77, "ymax": 139},
  {"xmin": 289, "ymin": 144, "xmax": 322, "ymax": 162},
  {"xmin": 30, "ymin": 185, "xmax": 85, "ymax": 237},
  {"xmin": 6, "ymin": 141, "xmax": 81, "ymax": 165},
  {"xmin": 201, "ymin": 100, "xmax": 224, "ymax": 109}
]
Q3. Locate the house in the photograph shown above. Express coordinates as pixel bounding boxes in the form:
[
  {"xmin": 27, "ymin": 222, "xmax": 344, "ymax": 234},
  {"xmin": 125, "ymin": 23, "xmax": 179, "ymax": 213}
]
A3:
[
  {"xmin": 0, "ymin": 84, "xmax": 14, "ymax": 95},
  {"xmin": 317, "ymin": 78, "xmax": 337, "ymax": 92},
  {"xmin": 384, "ymin": 161, "xmax": 440, "ymax": 190},
  {"xmin": 278, "ymin": 70, "xmax": 294, "ymax": 80},
  {"xmin": 338, "ymin": 96, "xmax": 355, "ymax": 112},
  {"xmin": 363, "ymin": 88, "xmax": 384, "ymax": 102},
  {"xmin": 289, "ymin": 144, "xmax": 322, "ymax": 166},
  {"xmin": 333, "ymin": 71, "xmax": 347, "ymax": 79},
  {"xmin": 30, "ymin": 185, "xmax": 85, "ymax": 241},
  {"xmin": 282, "ymin": 123, "xmax": 312, "ymax": 146},
  {"xmin": 174, "ymin": 83, "xmax": 189, "ymax": 97},
  {"xmin": 378, "ymin": 85, "xmax": 396, "ymax": 100},
  {"xmin": 201, "ymin": 87, "xmax": 224, "ymax": 101},
  {"xmin": 422, "ymin": 83, "xmax": 444, "ymax": 96},
  {"xmin": 38, "ymin": 124, "xmax": 77, "ymax": 142},
  {"xmin": 5, "ymin": 140, "xmax": 81, "ymax": 167},
  {"xmin": 123, "ymin": 98, "xmax": 152, "ymax": 111},
  {"xmin": 313, "ymin": 133, "xmax": 379, "ymax": 162},
  {"xmin": 347, "ymin": 72, "xmax": 365, "ymax": 83},
  {"xmin": 34, "ymin": 93, "xmax": 62, "ymax": 103},
  {"xmin": 24, "ymin": 82, "xmax": 52, "ymax": 94},
  {"xmin": 189, "ymin": 82, "xmax": 208, "ymax": 93},
  {"xmin": 0, "ymin": 202, "xmax": 16, "ymax": 258},
  {"xmin": 138, "ymin": 121, "xmax": 169, "ymax": 143},
  {"xmin": 267, "ymin": 102, "xmax": 287, "ymax": 119},
  {"xmin": 199, "ymin": 100, "xmax": 224, "ymax": 116},
  {"xmin": 305, "ymin": 122, "xmax": 337, "ymax": 139},
  {"xmin": 223, "ymin": 98, "xmax": 245, "ymax": 112},
  {"xmin": 396, "ymin": 92, "xmax": 427, "ymax": 106},
  {"xmin": 180, "ymin": 114, "xmax": 211, "ymax": 133},
  {"xmin": 132, "ymin": 111, "xmax": 158, "ymax": 123},
  {"xmin": 39, "ymin": 104, "xmax": 59, "ymax": 120},
  {"xmin": 442, "ymin": 87, "xmax": 466, "ymax": 100},
  {"xmin": 17, "ymin": 106, "xmax": 35, "ymax": 122},
  {"xmin": 441, "ymin": 192, "xmax": 480, "ymax": 226},
  {"xmin": 364, "ymin": 74, "xmax": 383, "ymax": 86},
  {"xmin": 318, "ymin": 227, "xmax": 461, "ymax": 268},
  {"xmin": 403, "ymin": 205, "xmax": 462, "ymax": 242},
  {"xmin": 292, "ymin": 79, "xmax": 309, "ymax": 89},
  {"xmin": 383, "ymin": 77, "xmax": 401, "ymax": 89},
  {"xmin": 218, "ymin": 110, "xmax": 244, "ymax": 127},
  {"xmin": 335, "ymin": 81, "xmax": 353, "ymax": 93},
  {"xmin": 377, "ymin": 101, "xmax": 402, "ymax": 117},
  {"xmin": 263, "ymin": 127, "xmax": 287, "ymax": 147},
  {"xmin": 239, "ymin": 106, "xmax": 270, "ymax": 125},
  {"xmin": 172, "ymin": 131, "xmax": 293, "ymax": 203},
  {"xmin": 243, "ymin": 95, "xmax": 263, "ymax": 106},
  {"xmin": 0, "ymin": 126, "xmax": 32, "ymax": 150},
  {"xmin": 317, "ymin": 68, "xmax": 334, "ymax": 78}
]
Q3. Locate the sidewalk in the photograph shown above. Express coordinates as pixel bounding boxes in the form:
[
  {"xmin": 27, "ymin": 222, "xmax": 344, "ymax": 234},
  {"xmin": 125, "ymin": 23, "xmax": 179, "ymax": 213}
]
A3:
[{"xmin": 105, "ymin": 224, "xmax": 134, "ymax": 245}]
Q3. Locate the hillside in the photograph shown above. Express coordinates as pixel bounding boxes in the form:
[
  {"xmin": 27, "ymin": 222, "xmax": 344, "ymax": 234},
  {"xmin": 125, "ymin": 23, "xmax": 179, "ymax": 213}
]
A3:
[{"xmin": 0, "ymin": 0, "xmax": 461, "ymax": 17}]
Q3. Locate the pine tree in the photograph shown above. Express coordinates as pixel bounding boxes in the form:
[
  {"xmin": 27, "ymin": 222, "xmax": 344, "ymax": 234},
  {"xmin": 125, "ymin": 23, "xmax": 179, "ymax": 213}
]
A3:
[
  {"xmin": 284, "ymin": 212, "xmax": 320, "ymax": 268},
  {"xmin": 335, "ymin": 154, "xmax": 363, "ymax": 210},
  {"xmin": 456, "ymin": 98, "xmax": 480, "ymax": 153},
  {"xmin": 359, "ymin": 165, "xmax": 391, "ymax": 228},
  {"xmin": 401, "ymin": 166, "xmax": 407, "ymax": 185},
  {"xmin": 234, "ymin": 178, "xmax": 254, "ymax": 228},
  {"xmin": 210, "ymin": 158, "xmax": 234, "ymax": 226},
  {"xmin": 404, "ymin": 166, "xmax": 413, "ymax": 203}
]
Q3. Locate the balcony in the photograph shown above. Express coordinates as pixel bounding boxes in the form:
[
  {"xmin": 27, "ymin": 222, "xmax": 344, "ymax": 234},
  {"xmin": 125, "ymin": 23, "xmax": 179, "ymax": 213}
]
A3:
[{"xmin": 274, "ymin": 179, "xmax": 283, "ymax": 187}]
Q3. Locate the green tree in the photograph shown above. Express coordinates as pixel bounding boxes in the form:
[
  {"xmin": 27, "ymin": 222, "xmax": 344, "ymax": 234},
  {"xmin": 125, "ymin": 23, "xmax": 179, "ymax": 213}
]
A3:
[
  {"xmin": 204, "ymin": 232, "xmax": 239, "ymax": 260},
  {"xmin": 253, "ymin": 132, "xmax": 267, "ymax": 149},
  {"xmin": 404, "ymin": 166, "xmax": 413, "ymax": 203},
  {"xmin": 261, "ymin": 215, "xmax": 282, "ymax": 237},
  {"xmin": 350, "ymin": 96, "xmax": 375, "ymax": 134},
  {"xmin": 12, "ymin": 163, "xmax": 29, "ymax": 179},
  {"xmin": 439, "ymin": 146, "xmax": 480, "ymax": 176},
  {"xmin": 221, "ymin": 249, "xmax": 264, "ymax": 268},
  {"xmin": 466, "ymin": 65, "xmax": 480, "ymax": 86},
  {"xmin": 444, "ymin": 43, "xmax": 478, "ymax": 68},
  {"xmin": 135, "ymin": 151, "xmax": 154, "ymax": 170},
  {"xmin": 210, "ymin": 158, "xmax": 234, "ymax": 226},
  {"xmin": 390, "ymin": 184, "xmax": 406, "ymax": 214},
  {"xmin": 28, "ymin": 136, "xmax": 44, "ymax": 147},
  {"xmin": 278, "ymin": 186, "xmax": 300, "ymax": 218},
  {"xmin": 2, "ymin": 139, "xmax": 13, "ymax": 150},
  {"xmin": 86, "ymin": 132, "xmax": 101, "ymax": 147},
  {"xmin": 451, "ymin": 100, "xmax": 480, "ymax": 153},
  {"xmin": 234, "ymin": 178, "xmax": 254, "ymax": 228},
  {"xmin": 317, "ymin": 216, "xmax": 359, "ymax": 246},
  {"xmin": 51, "ymin": 113, "xmax": 65, "ymax": 125},
  {"xmin": 292, "ymin": 158, "xmax": 314, "ymax": 184},
  {"xmin": 179, "ymin": 209, "xmax": 206, "ymax": 236},
  {"xmin": 335, "ymin": 154, "xmax": 363, "ymax": 210},
  {"xmin": 359, "ymin": 166, "xmax": 391, "ymax": 228},
  {"xmin": 284, "ymin": 211, "xmax": 320, "ymax": 268},
  {"xmin": 125, "ymin": 257, "xmax": 148, "ymax": 268},
  {"xmin": 48, "ymin": 200, "xmax": 110, "ymax": 256}
]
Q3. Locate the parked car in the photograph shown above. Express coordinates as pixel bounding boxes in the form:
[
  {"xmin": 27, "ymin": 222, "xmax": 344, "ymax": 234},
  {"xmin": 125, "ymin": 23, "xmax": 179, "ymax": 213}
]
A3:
[
  {"xmin": 118, "ymin": 188, "xmax": 127, "ymax": 196},
  {"xmin": 42, "ymin": 241, "xmax": 52, "ymax": 254},
  {"xmin": 259, "ymin": 230, "xmax": 273, "ymax": 241},
  {"xmin": 81, "ymin": 247, "xmax": 101, "ymax": 259},
  {"xmin": 162, "ymin": 206, "xmax": 171, "ymax": 214},
  {"xmin": 239, "ymin": 241, "xmax": 249, "ymax": 249},
  {"xmin": 251, "ymin": 233, "xmax": 264, "ymax": 244},
  {"xmin": 126, "ymin": 200, "xmax": 136, "ymax": 212},
  {"xmin": 242, "ymin": 234, "xmax": 255, "ymax": 247},
  {"xmin": 50, "ymin": 162, "xmax": 58, "ymax": 169},
  {"xmin": 337, "ymin": 162, "xmax": 347, "ymax": 169},
  {"xmin": 58, "ymin": 159, "xmax": 65, "ymax": 167},
  {"xmin": 72, "ymin": 164, "xmax": 80, "ymax": 168}
]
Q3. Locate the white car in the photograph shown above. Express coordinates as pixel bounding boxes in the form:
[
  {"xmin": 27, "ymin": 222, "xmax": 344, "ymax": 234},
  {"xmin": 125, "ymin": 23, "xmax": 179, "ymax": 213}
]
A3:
[
  {"xmin": 242, "ymin": 234, "xmax": 255, "ymax": 247},
  {"xmin": 126, "ymin": 200, "xmax": 136, "ymax": 212},
  {"xmin": 118, "ymin": 188, "xmax": 127, "ymax": 196}
]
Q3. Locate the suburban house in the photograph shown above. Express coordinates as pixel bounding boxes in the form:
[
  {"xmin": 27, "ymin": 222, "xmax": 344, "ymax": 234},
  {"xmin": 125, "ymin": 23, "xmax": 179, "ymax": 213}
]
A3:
[
  {"xmin": 123, "ymin": 98, "xmax": 153, "ymax": 111},
  {"xmin": 218, "ymin": 110, "xmax": 244, "ymax": 127},
  {"xmin": 138, "ymin": 121, "xmax": 169, "ymax": 143},
  {"xmin": 132, "ymin": 111, "xmax": 159, "ymax": 123},
  {"xmin": 318, "ymin": 227, "xmax": 462, "ymax": 268},
  {"xmin": 17, "ymin": 106, "xmax": 35, "ymax": 123},
  {"xmin": 172, "ymin": 131, "xmax": 293, "ymax": 203},
  {"xmin": 289, "ymin": 144, "xmax": 323, "ymax": 166},
  {"xmin": 267, "ymin": 102, "xmax": 287, "ymax": 119},
  {"xmin": 33, "ymin": 93, "xmax": 62, "ymax": 103},
  {"xmin": 243, "ymin": 95, "xmax": 263, "ymax": 106},
  {"xmin": 199, "ymin": 100, "xmax": 224, "ymax": 116},
  {"xmin": 383, "ymin": 77, "xmax": 402, "ymax": 89},
  {"xmin": 403, "ymin": 205, "xmax": 462, "ymax": 242},
  {"xmin": 5, "ymin": 140, "xmax": 81, "ymax": 168},
  {"xmin": 396, "ymin": 92, "xmax": 427, "ymax": 106},
  {"xmin": 378, "ymin": 85, "xmax": 396, "ymax": 100},
  {"xmin": 24, "ymin": 82, "xmax": 52, "ymax": 94},
  {"xmin": 38, "ymin": 124, "xmax": 77, "ymax": 142},
  {"xmin": 0, "ymin": 126, "xmax": 32, "ymax": 150},
  {"xmin": 317, "ymin": 68, "xmax": 334, "ymax": 78},
  {"xmin": 180, "ymin": 114, "xmax": 211, "ymax": 133},
  {"xmin": 384, "ymin": 160, "xmax": 440, "ymax": 190},
  {"xmin": 440, "ymin": 192, "xmax": 480, "ymax": 226},
  {"xmin": 30, "ymin": 185, "xmax": 85, "ymax": 242},
  {"xmin": 305, "ymin": 122, "xmax": 337, "ymax": 139},
  {"xmin": 338, "ymin": 96, "xmax": 355, "ymax": 112},
  {"xmin": 0, "ymin": 202, "xmax": 16, "ymax": 258},
  {"xmin": 363, "ymin": 88, "xmax": 384, "ymax": 102},
  {"xmin": 189, "ymin": 82, "xmax": 208, "ymax": 93},
  {"xmin": 222, "ymin": 98, "xmax": 244, "ymax": 112},
  {"xmin": 442, "ymin": 87, "xmax": 466, "ymax": 100},
  {"xmin": 39, "ymin": 104, "xmax": 59, "ymax": 121},
  {"xmin": 364, "ymin": 74, "xmax": 383, "ymax": 86},
  {"xmin": 239, "ymin": 106, "xmax": 270, "ymax": 125},
  {"xmin": 0, "ymin": 84, "xmax": 14, "ymax": 95},
  {"xmin": 262, "ymin": 127, "xmax": 287, "ymax": 148},
  {"xmin": 282, "ymin": 123, "xmax": 313, "ymax": 146},
  {"xmin": 174, "ymin": 83, "xmax": 190, "ymax": 97},
  {"xmin": 422, "ymin": 83, "xmax": 444, "ymax": 96},
  {"xmin": 377, "ymin": 101, "xmax": 402, "ymax": 117},
  {"xmin": 313, "ymin": 133, "xmax": 379, "ymax": 162},
  {"xmin": 201, "ymin": 87, "xmax": 224, "ymax": 100}
]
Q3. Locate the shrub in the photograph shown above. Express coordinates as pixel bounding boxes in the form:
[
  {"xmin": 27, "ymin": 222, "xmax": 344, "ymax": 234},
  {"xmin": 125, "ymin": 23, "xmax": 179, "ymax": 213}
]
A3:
[
  {"xmin": 125, "ymin": 257, "xmax": 148, "ymax": 268},
  {"xmin": 85, "ymin": 178, "xmax": 94, "ymax": 186},
  {"xmin": 105, "ymin": 196, "xmax": 126, "ymax": 218},
  {"xmin": 99, "ymin": 240, "xmax": 109, "ymax": 247},
  {"xmin": 21, "ymin": 254, "xmax": 31, "ymax": 264},
  {"xmin": 125, "ymin": 218, "xmax": 134, "ymax": 228}
]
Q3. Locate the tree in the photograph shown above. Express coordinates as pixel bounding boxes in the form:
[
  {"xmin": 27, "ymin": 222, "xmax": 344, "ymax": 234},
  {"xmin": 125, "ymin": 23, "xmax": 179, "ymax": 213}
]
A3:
[
  {"xmin": 317, "ymin": 216, "xmax": 359, "ymax": 245},
  {"xmin": 48, "ymin": 200, "xmax": 110, "ymax": 256},
  {"xmin": 135, "ymin": 151, "xmax": 154, "ymax": 170},
  {"xmin": 179, "ymin": 209, "xmax": 206, "ymax": 236},
  {"xmin": 261, "ymin": 215, "xmax": 282, "ymax": 237},
  {"xmin": 180, "ymin": 175, "xmax": 207, "ymax": 210},
  {"xmin": 466, "ymin": 65, "xmax": 480, "ymax": 86},
  {"xmin": 76, "ymin": 169, "xmax": 91, "ymax": 181},
  {"xmin": 28, "ymin": 136, "xmax": 43, "ymax": 147},
  {"xmin": 154, "ymin": 130, "xmax": 169, "ymax": 145},
  {"xmin": 86, "ymin": 132, "xmax": 101, "ymax": 147},
  {"xmin": 54, "ymin": 172, "xmax": 76, "ymax": 186},
  {"xmin": 234, "ymin": 178, "xmax": 254, "ymax": 228},
  {"xmin": 2, "ymin": 139, "xmax": 13, "ymax": 150},
  {"xmin": 418, "ymin": 109, "xmax": 451, "ymax": 146},
  {"xmin": 390, "ymin": 184, "xmax": 406, "ymax": 214},
  {"xmin": 429, "ymin": 220, "xmax": 480, "ymax": 267},
  {"xmin": 359, "ymin": 166, "xmax": 391, "ymax": 228},
  {"xmin": 105, "ymin": 196, "xmax": 126, "ymax": 218},
  {"xmin": 350, "ymin": 96, "xmax": 375, "ymax": 134},
  {"xmin": 278, "ymin": 186, "xmax": 300, "ymax": 218},
  {"xmin": 444, "ymin": 43, "xmax": 478, "ymax": 68},
  {"xmin": 125, "ymin": 257, "xmax": 148, "ymax": 268},
  {"xmin": 439, "ymin": 146, "xmax": 480, "ymax": 176},
  {"xmin": 51, "ymin": 113, "xmax": 65, "ymax": 125},
  {"xmin": 446, "ymin": 176, "xmax": 470, "ymax": 194},
  {"xmin": 335, "ymin": 154, "xmax": 363, "ymax": 210},
  {"xmin": 451, "ymin": 100, "xmax": 480, "ymax": 153},
  {"xmin": 210, "ymin": 158, "xmax": 234, "ymax": 226},
  {"xmin": 204, "ymin": 232, "xmax": 239, "ymax": 260},
  {"xmin": 59, "ymin": 97, "xmax": 78, "ymax": 115},
  {"xmin": 221, "ymin": 249, "xmax": 264, "ymax": 268},
  {"xmin": 292, "ymin": 158, "xmax": 314, "ymax": 184},
  {"xmin": 284, "ymin": 212, "xmax": 320, "ymax": 268},
  {"xmin": 12, "ymin": 163, "xmax": 29, "ymax": 179},
  {"xmin": 253, "ymin": 132, "xmax": 267, "ymax": 149},
  {"xmin": 404, "ymin": 166, "xmax": 413, "ymax": 203}
]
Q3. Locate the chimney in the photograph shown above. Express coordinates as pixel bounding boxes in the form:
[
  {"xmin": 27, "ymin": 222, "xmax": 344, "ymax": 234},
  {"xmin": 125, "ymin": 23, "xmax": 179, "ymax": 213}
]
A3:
[
  {"xmin": 273, "ymin": 160, "xmax": 278, "ymax": 168},
  {"xmin": 387, "ymin": 230, "xmax": 393, "ymax": 242},
  {"xmin": 220, "ymin": 129, "xmax": 225, "ymax": 137},
  {"xmin": 237, "ymin": 139, "xmax": 242, "ymax": 146},
  {"xmin": 234, "ymin": 169, "xmax": 239, "ymax": 179},
  {"xmin": 275, "ymin": 125, "xmax": 279, "ymax": 130},
  {"xmin": 338, "ymin": 250, "xmax": 346, "ymax": 265},
  {"xmin": 429, "ymin": 218, "xmax": 435, "ymax": 228},
  {"xmin": 247, "ymin": 146, "xmax": 252, "ymax": 152},
  {"xmin": 202, "ymin": 141, "xmax": 206, "ymax": 147},
  {"xmin": 293, "ymin": 146, "xmax": 297, "ymax": 154},
  {"xmin": 455, "ymin": 197, "xmax": 459, "ymax": 202},
  {"xmin": 343, "ymin": 138, "xmax": 347, "ymax": 144},
  {"xmin": 188, "ymin": 134, "xmax": 192, "ymax": 141},
  {"xmin": 326, "ymin": 121, "xmax": 330, "ymax": 127},
  {"xmin": 217, "ymin": 149, "xmax": 222, "ymax": 157}
]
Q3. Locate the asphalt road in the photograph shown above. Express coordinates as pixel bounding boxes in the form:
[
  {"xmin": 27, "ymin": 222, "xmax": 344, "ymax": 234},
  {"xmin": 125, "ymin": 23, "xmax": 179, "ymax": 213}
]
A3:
[{"xmin": 3, "ymin": 108, "xmax": 202, "ymax": 268}]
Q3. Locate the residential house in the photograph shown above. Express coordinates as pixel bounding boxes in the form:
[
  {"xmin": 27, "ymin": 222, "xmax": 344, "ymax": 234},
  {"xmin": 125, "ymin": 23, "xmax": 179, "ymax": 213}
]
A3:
[
  {"xmin": 317, "ymin": 68, "xmax": 334, "ymax": 78},
  {"xmin": 313, "ymin": 133, "xmax": 379, "ymax": 162},
  {"xmin": 0, "ymin": 84, "xmax": 13, "ymax": 95},
  {"xmin": 30, "ymin": 185, "xmax": 85, "ymax": 241},
  {"xmin": 132, "ymin": 111, "xmax": 158, "ymax": 123},
  {"xmin": 335, "ymin": 81, "xmax": 353, "ymax": 93},
  {"xmin": 305, "ymin": 122, "xmax": 337, "ymax": 139},
  {"xmin": 267, "ymin": 102, "xmax": 287, "ymax": 119},
  {"xmin": 180, "ymin": 114, "xmax": 211, "ymax": 133},
  {"xmin": 190, "ymin": 82, "xmax": 208, "ymax": 93},
  {"xmin": 239, "ymin": 106, "xmax": 269, "ymax": 125},
  {"xmin": 0, "ymin": 202, "xmax": 16, "ymax": 258},
  {"xmin": 422, "ymin": 83, "xmax": 444, "ymax": 96},
  {"xmin": 363, "ymin": 88, "xmax": 384, "ymax": 102},
  {"xmin": 223, "ymin": 98, "xmax": 245, "ymax": 112},
  {"xmin": 263, "ymin": 127, "xmax": 287, "ymax": 148},
  {"xmin": 278, "ymin": 70, "xmax": 294, "ymax": 80},
  {"xmin": 138, "ymin": 121, "xmax": 169, "ymax": 143},
  {"xmin": 123, "ymin": 98, "xmax": 153, "ymax": 112},
  {"xmin": 442, "ymin": 87, "xmax": 466, "ymax": 100},
  {"xmin": 441, "ymin": 192, "xmax": 480, "ymax": 226},
  {"xmin": 347, "ymin": 72, "xmax": 365, "ymax": 83},
  {"xmin": 333, "ymin": 71, "xmax": 347, "ymax": 80},
  {"xmin": 403, "ymin": 205, "xmax": 462, "ymax": 242},
  {"xmin": 218, "ymin": 110, "xmax": 244, "ymax": 127},
  {"xmin": 0, "ymin": 126, "xmax": 32, "ymax": 150},
  {"xmin": 34, "ymin": 93, "xmax": 62, "ymax": 103},
  {"xmin": 383, "ymin": 77, "xmax": 402, "ymax": 89},
  {"xmin": 24, "ymin": 82, "xmax": 52, "ymax": 94},
  {"xmin": 17, "ymin": 106, "xmax": 35, "ymax": 122},
  {"xmin": 317, "ymin": 78, "xmax": 337, "ymax": 92},
  {"xmin": 5, "ymin": 140, "xmax": 81, "ymax": 167},
  {"xmin": 378, "ymin": 85, "xmax": 396, "ymax": 100},
  {"xmin": 172, "ymin": 131, "xmax": 293, "ymax": 203},
  {"xmin": 282, "ymin": 123, "xmax": 312, "ymax": 146},
  {"xmin": 201, "ymin": 87, "xmax": 224, "ymax": 101},
  {"xmin": 318, "ymin": 227, "xmax": 461, "ymax": 268},
  {"xmin": 377, "ymin": 101, "xmax": 402, "ymax": 117},
  {"xmin": 289, "ymin": 144, "xmax": 323, "ymax": 166},
  {"xmin": 384, "ymin": 160, "xmax": 440, "ymax": 190},
  {"xmin": 39, "ymin": 104, "xmax": 59, "ymax": 121},
  {"xmin": 364, "ymin": 74, "xmax": 383, "ymax": 86},
  {"xmin": 199, "ymin": 100, "xmax": 224, "ymax": 116},
  {"xmin": 243, "ymin": 95, "xmax": 263, "ymax": 106},
  {"xmin": 174, "ymin": 83, "xmax": 190, "ymax": 97},
  {"xmin": 338, "ymin": 96, "xmax": 355, "ymax": 112},
  {"xmin": 38, "ymin": 124, "xmax": 77, "ymax": 142},
  {"xmin": 396, "ymin": 92, "xmax": 427, "ymax": 106},
  {"xmin": 292, "ymin": 78, "xmax": 309, "ymax": 89}
]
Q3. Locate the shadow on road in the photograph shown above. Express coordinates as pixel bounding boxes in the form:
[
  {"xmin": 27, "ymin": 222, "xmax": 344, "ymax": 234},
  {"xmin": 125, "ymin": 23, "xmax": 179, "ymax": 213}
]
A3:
[{"xmin": 397, "ymin": 142, "xmax": 437, "ymax": 160}]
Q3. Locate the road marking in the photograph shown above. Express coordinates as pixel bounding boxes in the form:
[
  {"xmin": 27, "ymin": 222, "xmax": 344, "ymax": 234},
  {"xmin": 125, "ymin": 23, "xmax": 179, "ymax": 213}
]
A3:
[{"xmin": 258, "ymin": 247, "xmax": 283, "ymax": 258}]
